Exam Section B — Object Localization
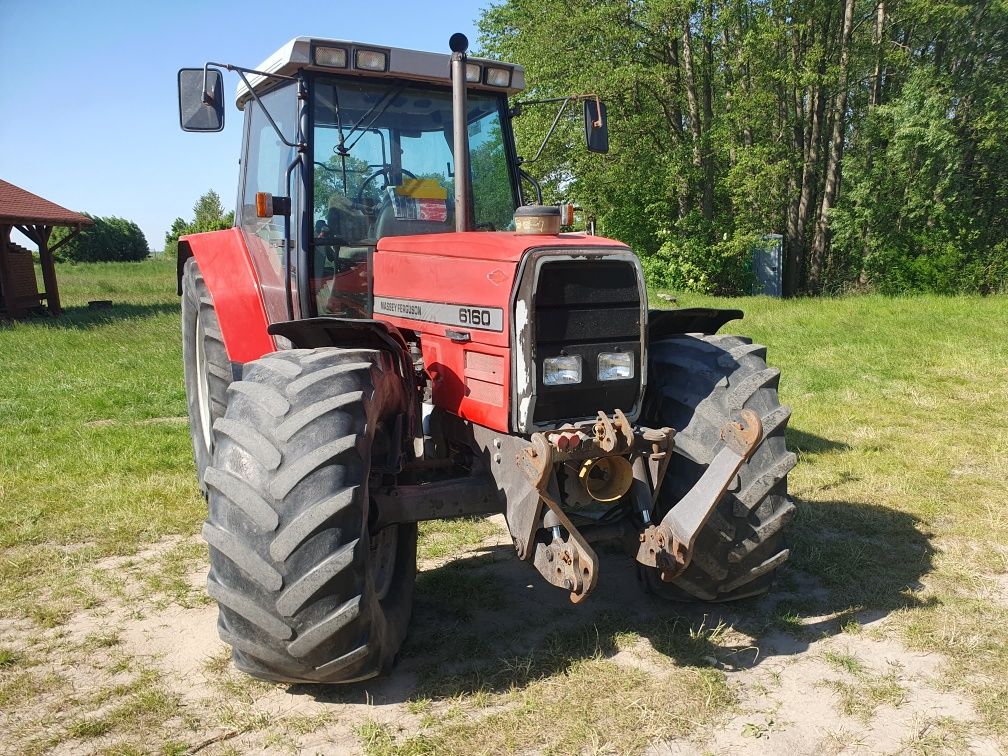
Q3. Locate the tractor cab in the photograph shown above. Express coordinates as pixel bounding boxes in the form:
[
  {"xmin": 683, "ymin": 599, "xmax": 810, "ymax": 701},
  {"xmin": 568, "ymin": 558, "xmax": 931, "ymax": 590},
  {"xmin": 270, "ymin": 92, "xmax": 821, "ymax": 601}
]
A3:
[
  {"xmin": 308, "ymin": 75, "xmax": 517, "ymax": 316},
  {"xmin": 180, "ymin": 37, "xmax": 530, "ymax": 323}
]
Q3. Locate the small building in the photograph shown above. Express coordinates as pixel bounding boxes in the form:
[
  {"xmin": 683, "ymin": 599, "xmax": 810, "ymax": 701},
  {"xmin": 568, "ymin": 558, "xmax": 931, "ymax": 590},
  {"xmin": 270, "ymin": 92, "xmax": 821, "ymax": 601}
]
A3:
[
  {"xmin": 0, "ymin": 180, "xmax": 93, "ymax": 317},
  {"xmin": 753, "ymin": 233, "xmax": 783, "ymax": 297}
]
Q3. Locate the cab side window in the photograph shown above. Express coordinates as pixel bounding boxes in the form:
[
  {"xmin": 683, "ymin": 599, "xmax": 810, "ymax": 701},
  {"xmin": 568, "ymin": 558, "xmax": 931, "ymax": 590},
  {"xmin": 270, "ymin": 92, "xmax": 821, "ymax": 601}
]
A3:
[
  {"xmin": 242, "ymin": 85, "xmax": 296, "ymax": 245},
  {"xmin": 240, "ymin": 85, "xmax": 297, "ymax": 323}
]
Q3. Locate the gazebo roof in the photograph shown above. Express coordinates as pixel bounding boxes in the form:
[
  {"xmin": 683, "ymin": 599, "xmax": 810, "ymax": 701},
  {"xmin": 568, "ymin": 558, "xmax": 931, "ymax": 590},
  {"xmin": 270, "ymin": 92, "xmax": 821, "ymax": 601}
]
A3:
[{"xmin": 0, "ymin": 179, "xmax": 92, "ymax": 227}]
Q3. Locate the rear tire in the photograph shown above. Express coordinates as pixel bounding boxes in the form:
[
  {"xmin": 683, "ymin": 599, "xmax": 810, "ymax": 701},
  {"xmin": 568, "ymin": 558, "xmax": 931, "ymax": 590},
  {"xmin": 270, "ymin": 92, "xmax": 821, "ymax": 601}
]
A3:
[
  {"xmin": 181, "ymin": 257, "xmax": 230, "ymax": 494},
  {"xmin": 204, "ymin": 347, "xmax": 417, "ymax": 683},
  {"xmin": 639, "ymin": 334, "xmax": 796, "ymax": 601}
]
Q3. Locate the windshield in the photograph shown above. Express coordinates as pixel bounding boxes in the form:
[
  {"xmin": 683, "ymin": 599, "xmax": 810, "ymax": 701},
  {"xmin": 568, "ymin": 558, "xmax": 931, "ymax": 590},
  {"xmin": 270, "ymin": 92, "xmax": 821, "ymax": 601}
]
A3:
[{"xmin": 310, "ymin": 76, "xmax": 516, "ymax": 317}]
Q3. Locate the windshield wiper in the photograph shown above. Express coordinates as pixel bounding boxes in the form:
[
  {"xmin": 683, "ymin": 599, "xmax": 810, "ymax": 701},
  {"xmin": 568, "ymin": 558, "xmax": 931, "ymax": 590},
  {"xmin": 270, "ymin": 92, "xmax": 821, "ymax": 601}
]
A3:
[
  {"xmin": 336, "ymin": 83, "xmax": 407, "ymax": 156},
  {"xmin": 329, "ymin": 83, "xmax": 408, "ymax": 196}
]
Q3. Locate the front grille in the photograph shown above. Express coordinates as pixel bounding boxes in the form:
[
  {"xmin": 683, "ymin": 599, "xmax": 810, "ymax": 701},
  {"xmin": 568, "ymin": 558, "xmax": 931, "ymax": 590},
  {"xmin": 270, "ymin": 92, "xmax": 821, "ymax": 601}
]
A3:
[{"xmin": 531, "ymin": 259, "xmax": 642, "ymax": 424}]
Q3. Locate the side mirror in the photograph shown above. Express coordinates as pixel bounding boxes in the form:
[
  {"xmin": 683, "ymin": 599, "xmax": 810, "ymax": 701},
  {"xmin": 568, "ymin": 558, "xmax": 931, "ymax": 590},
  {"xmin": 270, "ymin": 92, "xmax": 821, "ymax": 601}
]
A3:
[
  {"xmin": 584, "ymin": 99, "xmax": 609, "ymax": 154},
  {"xmin": 178, "ymin": 68, "xmax": 224, "ymax": 132}
]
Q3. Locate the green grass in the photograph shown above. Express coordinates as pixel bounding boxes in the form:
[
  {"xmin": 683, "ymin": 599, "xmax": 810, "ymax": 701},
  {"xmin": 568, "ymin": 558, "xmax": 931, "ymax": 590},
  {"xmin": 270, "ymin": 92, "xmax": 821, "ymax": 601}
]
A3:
[
  {"xmin": 820, "ymin": 649, "xmax": 907, "ymax": 721},
  {"xmin": 0, "ymin": 648, "xmax": 19, "ymax": 667},
  {"xmin": 822, "ymin": 649, "xmax": 865, "ymax": 676},
  {"xmin": 0, "ymin": 259, "xmax": 203, "ymax": 623},
  {"xmin": 823, "ymin": 671, "xmax": 907, "ymax": 722},
  {"xmin": 669, "ymin": 290, "xmax": 1008, "ymax": 738},
  {"xmin": 388, "ymin": 612, "xmax": 740, "ymax": 754},
  {"xmin": 417, "ymin": 517, "xmax": 501, "ymax": 562},
  {"xmin": 2, "ymin": 261, "xmax": 1008, "ymax": 751}
]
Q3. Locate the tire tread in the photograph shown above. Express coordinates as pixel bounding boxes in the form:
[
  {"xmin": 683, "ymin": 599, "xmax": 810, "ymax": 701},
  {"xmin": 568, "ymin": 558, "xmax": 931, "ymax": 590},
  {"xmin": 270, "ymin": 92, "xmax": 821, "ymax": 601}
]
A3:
[
  {"xmin": 203, "ymin": 347, "xmax": 416, "ymax": 684},
  {"xmin": 641, "ymin": 334, "xmax": 795, "ymax": 602}
]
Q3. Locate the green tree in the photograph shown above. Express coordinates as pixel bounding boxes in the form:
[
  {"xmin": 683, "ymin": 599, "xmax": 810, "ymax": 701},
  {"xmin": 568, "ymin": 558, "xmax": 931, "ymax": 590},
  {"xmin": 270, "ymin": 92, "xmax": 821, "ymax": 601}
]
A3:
[
  {"xmin": 164, "ymin": 189, "xmax": 235, "ymax": 256},
  {"xmin": 51, "ymin": 214, "xmax": 149, "ymax": 263},
  {"xmin": 831, "ymin": 0, "xmax": 1008, "ymax": 294},
  {"xmin": 479, "ymin": 0, "xmax": 1008, "ymax": 295}
]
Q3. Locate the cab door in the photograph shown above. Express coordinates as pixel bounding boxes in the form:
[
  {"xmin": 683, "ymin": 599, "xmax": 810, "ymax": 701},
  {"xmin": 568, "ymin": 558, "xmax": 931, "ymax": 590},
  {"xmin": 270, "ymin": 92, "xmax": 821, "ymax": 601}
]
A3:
[{"xmin": 238, "ymin": 83, "xmax": 301, "ymax": 322}]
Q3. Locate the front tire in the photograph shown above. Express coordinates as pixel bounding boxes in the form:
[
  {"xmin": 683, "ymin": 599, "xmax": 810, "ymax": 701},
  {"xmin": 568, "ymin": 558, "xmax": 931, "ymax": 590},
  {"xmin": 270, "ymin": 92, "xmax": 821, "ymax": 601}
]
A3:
[
  {"xmin": 181, "ymin": 257, "xmax": 230, "ymax": 494},
  {"xmin": 204, "ymin": 347, "xmax": 417, "ymax": 683},
  {"xmin": 640, "ymin": 334, "xmax": 797, "ymax": 601}
]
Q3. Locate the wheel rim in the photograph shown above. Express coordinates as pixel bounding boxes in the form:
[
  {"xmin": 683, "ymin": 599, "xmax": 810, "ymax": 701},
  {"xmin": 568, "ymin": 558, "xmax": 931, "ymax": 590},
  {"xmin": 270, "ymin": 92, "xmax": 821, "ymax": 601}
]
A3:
[
  {"xmin": 370, "ymin": 525, "xmax": 398, "ymax": 600},
  {"xmin": 194, "ymin": 308, "xmax": 213, "ymax": 453}
]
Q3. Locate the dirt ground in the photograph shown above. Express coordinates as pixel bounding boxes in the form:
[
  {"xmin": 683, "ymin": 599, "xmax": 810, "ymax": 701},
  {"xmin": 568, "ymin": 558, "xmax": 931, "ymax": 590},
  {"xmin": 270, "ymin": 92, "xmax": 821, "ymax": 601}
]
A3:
[{"xmin": 2, "ymin": 514, "xmax": 1000, "ymax": 755}]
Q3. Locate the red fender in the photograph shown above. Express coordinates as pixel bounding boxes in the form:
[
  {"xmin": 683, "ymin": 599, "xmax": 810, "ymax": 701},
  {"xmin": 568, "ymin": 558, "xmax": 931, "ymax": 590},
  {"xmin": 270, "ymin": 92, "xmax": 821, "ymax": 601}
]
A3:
[{"xmin": 179, "ymin": 228, "xmax": 276, "ymax": 363}]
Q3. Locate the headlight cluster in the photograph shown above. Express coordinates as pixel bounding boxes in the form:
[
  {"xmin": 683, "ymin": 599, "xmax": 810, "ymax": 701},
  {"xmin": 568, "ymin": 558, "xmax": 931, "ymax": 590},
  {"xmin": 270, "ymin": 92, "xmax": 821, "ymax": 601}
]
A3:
[
  {"xmin": 313, "ymin": 46, "xmax": 389, "ymax": 72},
  {"xmin": 542, "ymin": 352, "xmax": 634, "ymax": 386},
  {"xmin": 466, "ymin": 63, "xmax": 513, "ymax": 87}
]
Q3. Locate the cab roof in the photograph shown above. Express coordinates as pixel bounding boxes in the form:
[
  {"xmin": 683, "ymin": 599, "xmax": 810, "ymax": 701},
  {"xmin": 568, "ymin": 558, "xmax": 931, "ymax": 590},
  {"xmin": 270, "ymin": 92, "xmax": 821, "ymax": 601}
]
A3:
[{"xmin": 236, "ymin": 37, "xmax": 526, "ymax": 109}]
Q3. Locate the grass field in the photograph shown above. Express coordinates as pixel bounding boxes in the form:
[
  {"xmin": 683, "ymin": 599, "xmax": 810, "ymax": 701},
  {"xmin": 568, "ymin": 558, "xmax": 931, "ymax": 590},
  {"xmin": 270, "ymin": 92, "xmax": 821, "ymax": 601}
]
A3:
[{"xmin": 1, "ymin": 258, "xmax": 1006, "ymax": 753}]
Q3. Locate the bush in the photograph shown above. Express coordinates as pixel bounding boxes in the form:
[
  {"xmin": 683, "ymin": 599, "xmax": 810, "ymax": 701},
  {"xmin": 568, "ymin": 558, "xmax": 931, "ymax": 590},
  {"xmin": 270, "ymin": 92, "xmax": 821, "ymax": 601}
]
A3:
[
  {"xmin": 643, "ymin": 232, "xmax": 756, "ymax": 295},
  {"xmin": 51, "ymin": 215, "xmax": 149, "ymax": 263}
]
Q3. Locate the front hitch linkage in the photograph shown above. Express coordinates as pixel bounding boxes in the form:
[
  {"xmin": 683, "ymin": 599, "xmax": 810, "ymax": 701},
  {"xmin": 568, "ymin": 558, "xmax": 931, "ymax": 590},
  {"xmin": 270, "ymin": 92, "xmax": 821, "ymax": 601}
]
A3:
[
  {"xmin": 636, "ymin": 409, "xmax": 763, "ymax": 581},
  {"xmin": 517, "ymin": 410, "xmax": 674, "ymax": 603},
  {"xmin": 516, "ymin": 409, "xmax": 763, "ymax": 601}
]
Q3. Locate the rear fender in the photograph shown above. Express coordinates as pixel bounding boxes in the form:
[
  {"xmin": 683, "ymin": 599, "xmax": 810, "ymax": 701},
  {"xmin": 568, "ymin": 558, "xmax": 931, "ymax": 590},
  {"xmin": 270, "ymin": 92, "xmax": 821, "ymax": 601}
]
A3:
[{"xmin": 176, "ymin": 229, "xmax": 275, "ymax": 363}]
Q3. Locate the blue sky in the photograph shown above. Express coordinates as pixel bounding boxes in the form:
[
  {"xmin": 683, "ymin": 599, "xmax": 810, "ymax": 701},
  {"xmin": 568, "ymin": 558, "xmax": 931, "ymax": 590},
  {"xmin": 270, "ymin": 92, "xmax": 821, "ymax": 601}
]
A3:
[{"xmin": 0, "ymin": 0, "xmax": 487, "ymax": 250}]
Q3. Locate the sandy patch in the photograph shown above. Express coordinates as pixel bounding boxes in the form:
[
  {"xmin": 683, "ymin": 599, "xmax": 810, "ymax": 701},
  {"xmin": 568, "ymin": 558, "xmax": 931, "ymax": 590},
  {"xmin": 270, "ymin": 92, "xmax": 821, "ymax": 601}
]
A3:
[{"xmin": 3, "ymin": 521, "xmax": 1000, "ymax": 754}]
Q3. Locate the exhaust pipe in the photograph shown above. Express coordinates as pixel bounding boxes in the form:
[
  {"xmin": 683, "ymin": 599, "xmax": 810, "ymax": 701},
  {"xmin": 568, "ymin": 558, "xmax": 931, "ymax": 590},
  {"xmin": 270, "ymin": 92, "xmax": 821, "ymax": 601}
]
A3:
[{"xmin": 449, "ymin": 33, "xmax": 471, "ymax": 232}]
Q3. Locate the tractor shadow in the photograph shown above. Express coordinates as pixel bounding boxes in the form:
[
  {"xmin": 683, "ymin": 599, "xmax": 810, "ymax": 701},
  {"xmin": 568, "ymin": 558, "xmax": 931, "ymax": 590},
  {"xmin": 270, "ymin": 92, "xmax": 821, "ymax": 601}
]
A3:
[
  {"xmin": 786, "ymin": 427, "xmax": 850, "ymax": 456},
  {"xmin": 297, "ymin": 497, "xmax": 934, "ymax": 706},
  {"xmin": 0, "ymin": 302, "xmax": 177, "ymax": 330}
]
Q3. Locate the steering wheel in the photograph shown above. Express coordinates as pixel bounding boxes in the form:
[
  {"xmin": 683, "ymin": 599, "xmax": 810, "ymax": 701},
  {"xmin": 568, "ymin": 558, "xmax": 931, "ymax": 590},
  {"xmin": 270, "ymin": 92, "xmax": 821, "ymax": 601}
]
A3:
[{"xmin": 355, "ymin": 166, "xmax": 418, "ymax": 204}]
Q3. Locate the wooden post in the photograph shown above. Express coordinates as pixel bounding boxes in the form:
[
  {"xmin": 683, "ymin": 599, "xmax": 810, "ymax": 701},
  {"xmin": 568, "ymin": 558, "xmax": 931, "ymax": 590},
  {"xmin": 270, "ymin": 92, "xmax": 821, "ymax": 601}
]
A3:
[
  {"xmin": 0, "ymin": 224, "xmax": 26, "ymax": 318},
  {"xmin": 35, "ymin": 225, "xmax": 61, "ymax": 315}
]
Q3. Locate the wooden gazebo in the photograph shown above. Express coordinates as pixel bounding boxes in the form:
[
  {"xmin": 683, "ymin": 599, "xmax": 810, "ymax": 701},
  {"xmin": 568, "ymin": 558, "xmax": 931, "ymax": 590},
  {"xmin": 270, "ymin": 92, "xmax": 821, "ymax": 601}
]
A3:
[{"xmin": 0, "ymin": 179, "xmax": 92, "ymax": 317}]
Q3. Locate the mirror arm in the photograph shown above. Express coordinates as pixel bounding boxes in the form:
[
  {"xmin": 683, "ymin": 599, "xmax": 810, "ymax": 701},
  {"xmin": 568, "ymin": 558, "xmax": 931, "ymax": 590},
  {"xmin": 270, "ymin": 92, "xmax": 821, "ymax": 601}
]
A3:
[
  {"xmin": 522, "ymin": 98, "xmax": 572, "ymax": 166},
  {"xmin": 518, "ymin": 168, "xmax": 543, "ymax": 205},
  {"xmin": 234, "ymin": 67, "xmax": 304, "ymax": 151},
  {"xmin": 201, "ymin": 63, "xmax": 215, "ymax": 107},
  {"xmin": 509, "ymin": 93, "xmax": 603, "ymax": 166},
  {"xmin": 204, "ymin": 62, "xmax": 306, "ymax": 151},
  {"xmin": 590, "ymin": 94, "xmax": 602, "ymax": 127}
]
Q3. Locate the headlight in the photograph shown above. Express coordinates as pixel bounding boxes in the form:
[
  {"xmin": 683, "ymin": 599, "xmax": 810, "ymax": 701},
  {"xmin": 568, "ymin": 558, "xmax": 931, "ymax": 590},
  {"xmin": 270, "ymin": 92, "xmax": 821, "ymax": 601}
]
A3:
[
  {"xmin": 314, "ymin": 46, "xmax": 348, "ymax": 68},
  {"xmin": 598, "ymin": 352, "xmax": 634, "ymax": 381},
  {"xmin": 483, "ymin": 66, "xmax": 512, "ymax": 87},
  {"xmin": 543, "ymin": 355, "xmax": 582, "ymax": 386},
  {"xmin": 354, "ymin": 49, "xmax": 388, "ymax": 72}
]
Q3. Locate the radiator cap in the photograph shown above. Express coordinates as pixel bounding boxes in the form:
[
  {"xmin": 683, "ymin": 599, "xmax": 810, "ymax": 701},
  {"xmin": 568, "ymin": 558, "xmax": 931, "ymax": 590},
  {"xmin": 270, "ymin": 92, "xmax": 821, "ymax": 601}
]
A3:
[{"xmin": 514, "ymin": 204, "xmax": 560, "ymax": 235}]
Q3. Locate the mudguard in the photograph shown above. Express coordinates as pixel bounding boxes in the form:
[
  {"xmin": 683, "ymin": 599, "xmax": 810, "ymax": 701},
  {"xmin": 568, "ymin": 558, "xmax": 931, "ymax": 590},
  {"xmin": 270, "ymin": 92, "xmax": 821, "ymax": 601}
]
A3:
[
  {"xmin": 176, "ymin": 229, "xmax": 275, "ymax": 363},
  {"xmin": 267, "ymin": 317, "xmax": 411, "ymax": 367},
  {"xmin": 648, "ymin": 307, "xmax": 743, "ymax": 341},
  {"xmin": 269, "ymin": 317, "xmax": 419, "ymax": 460}
]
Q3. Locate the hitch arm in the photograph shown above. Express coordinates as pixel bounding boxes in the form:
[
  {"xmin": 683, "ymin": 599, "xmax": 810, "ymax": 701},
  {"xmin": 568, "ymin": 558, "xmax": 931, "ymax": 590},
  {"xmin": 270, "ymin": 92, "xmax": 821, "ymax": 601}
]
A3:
[
  {"xmin": 636, "ymin": 409, "xmax": 763, "ymax": 581},
  {"xmin": 517, "ymin": 433, "xmax": 600, "ymax": 603},
  {"xmin": 531, "ymin": 471, "xmax": 600, "ymax": 604}
]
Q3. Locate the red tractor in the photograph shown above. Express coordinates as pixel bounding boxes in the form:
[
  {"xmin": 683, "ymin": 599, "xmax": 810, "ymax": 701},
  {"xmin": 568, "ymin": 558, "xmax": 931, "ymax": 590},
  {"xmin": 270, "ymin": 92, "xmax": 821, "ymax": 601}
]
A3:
[{"xmin": 176, "ymin": 34, "xmax": 795, "ymax": 684}]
